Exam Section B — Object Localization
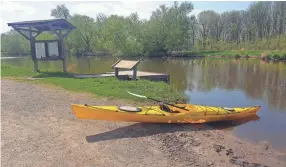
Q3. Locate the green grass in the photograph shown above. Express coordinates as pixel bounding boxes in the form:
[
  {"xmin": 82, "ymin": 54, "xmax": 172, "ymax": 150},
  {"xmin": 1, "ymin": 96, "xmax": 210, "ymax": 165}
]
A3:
[
  {"xmin": 175, "ymin": 50, "xmax": 286, "ymax": 60},
  {"xmin": 1, "ymin": 64, "xmax": 186, "ymax": 103}
]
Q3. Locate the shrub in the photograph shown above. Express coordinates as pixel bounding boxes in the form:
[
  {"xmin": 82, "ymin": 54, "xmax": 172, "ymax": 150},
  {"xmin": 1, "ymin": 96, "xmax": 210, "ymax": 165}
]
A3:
[
  {"xmin": 234, "ymin": 54, "xmax": 241, "ymax": 59},
  {"xmin": 266, "ymin": 54, "xmax": 272, "ymax": 60},
  {"xmin": 272, "ymin": 54, "xmax": 280, "ymax": 60},
  {"xmin": 280, "ymin": 53, "xmax": 286, "ymax": 60},
  {"xmin": 260, "ymin": 52, "xmax": 267, "ymax": 60},
  {"xmin": 260, "ymin": 51, "xmax": 271, "ymax": 61},
  {"xmin": 261, "ymin": 54, "xmax": 272, "ymax": 61}
]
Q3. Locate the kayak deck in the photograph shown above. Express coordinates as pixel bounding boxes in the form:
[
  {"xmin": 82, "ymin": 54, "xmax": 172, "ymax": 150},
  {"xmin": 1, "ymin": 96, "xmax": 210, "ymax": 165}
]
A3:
[{"xmin": 71, "ymin": 104, "xmax": 261, "ymax": 124}]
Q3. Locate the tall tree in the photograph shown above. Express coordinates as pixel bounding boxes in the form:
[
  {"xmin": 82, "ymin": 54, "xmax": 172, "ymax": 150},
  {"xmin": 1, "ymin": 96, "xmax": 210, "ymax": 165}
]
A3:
[
  {"xmin": 69, "ymin": 14, "xmax": 96, "ymax": 53},
  {"xmin": 143, "ymin": 2, "xmax": 194, "ymax": 55},
  {"xmin": 198, "ymin": 11, "xmax": 213, "ymax": 48},
  {"xmin": 1, "ymin": 30, "xmax": 30, "ymax": 55},
  {"xmin": 249, "ymin": 2, "xmax": 269, "ymax": 39},
  {"xmin": 50, "ymin": 4, "xmax": 71, "ymax": 20},
  {"xmin": 273, "ymin": 2, "xmax": 286, "ymax": 36},
  {"xmin": 190, "ymin": 15, "xmax": 197, "ymax": 48}
]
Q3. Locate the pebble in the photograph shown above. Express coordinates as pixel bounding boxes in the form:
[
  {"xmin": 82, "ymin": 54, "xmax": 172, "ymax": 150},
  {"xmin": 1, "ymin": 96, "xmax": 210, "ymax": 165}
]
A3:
[
  {"xmin": 262, "ymin": 141, "xmax": 269, "ymax": 150},
  {"xmin": 226, "ymin": 148, "xmax": 234, "ymax": 156},
  {"xmin": 213, "ymin": 144, "xmax": 225, "ymax": 153},
  {"xmin": 207, "ymin": 162, "xmax": 214, "ymax": 166}
]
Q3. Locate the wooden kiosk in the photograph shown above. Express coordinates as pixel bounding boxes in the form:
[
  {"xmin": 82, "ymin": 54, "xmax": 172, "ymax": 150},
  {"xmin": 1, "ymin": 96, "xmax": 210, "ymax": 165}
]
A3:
[{"xmin": 7, "ymin": 19, "xmax": 76, "ymax": 72}]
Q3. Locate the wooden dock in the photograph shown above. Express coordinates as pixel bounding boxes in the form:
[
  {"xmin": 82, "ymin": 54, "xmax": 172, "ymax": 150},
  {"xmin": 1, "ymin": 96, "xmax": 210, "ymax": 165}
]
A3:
[{"xmin": 72, "ymin": 70, "xmax": 170, "ymax": 83}]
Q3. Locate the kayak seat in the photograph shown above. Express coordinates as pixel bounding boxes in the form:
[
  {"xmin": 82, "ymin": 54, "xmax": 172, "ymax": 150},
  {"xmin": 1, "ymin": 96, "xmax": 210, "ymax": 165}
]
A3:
[
  {"xmin": 160, "ymin": 104, "xmax": 175, "ymax": 113},
  {"xmin": 160, "ymin": 104, "xmax": 181, "ymax": 113},
  {"xmin": 118, "ymin": 106, "xmax": 142, "ymax": 112}
]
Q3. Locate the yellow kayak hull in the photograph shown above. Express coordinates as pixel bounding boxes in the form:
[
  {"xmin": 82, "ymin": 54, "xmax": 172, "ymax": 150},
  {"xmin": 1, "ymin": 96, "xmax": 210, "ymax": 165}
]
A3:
[{"xmin": 71, "ymin": 104, "xmax": 261, "ymax": 124}]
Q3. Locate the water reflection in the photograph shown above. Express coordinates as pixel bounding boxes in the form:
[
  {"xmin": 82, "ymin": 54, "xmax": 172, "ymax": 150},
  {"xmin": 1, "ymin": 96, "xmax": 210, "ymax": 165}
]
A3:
[
  {"xmin": 208, "ymin": 114, "xmax": 260, "ymax": 131},
  {"xmin": 138, "ymin": 58, "xmax": 286, "ymax": 112},
  {"xmin": 182, "ymin": 59, "xmax": 286, "ymax": 111}
]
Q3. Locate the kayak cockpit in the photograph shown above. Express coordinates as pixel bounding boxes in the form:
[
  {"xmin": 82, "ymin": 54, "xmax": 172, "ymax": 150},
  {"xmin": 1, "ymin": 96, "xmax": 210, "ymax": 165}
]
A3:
[
  {"xmin": 118, "ymin": 104, "xmax": 181, "ymax": 114},
  {"xmin": 158, "ymin": 103, "xmax": 180, "ymax": 113},
  {"xmin": 118, "ymin": 106, "xmax": 142, "ymax": 112}
]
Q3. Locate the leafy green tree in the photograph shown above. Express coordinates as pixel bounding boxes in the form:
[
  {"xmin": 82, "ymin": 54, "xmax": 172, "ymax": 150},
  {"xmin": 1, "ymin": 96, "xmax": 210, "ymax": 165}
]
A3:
[
  {"xmin": 273, "ymin": 2, "xmax": 286, "ymax": 36},
  {"xmin": 68, "ymin": 14, "xmax": 96, "ymax": 54},
  {"xmin": 198, "ymin": 11, "xmax": 212, "ymax": 48},
  {"xmin": 142, "ymin": 2, "xmax": 194, "ymax": 56},
  {"xmin": 1, "ymin": 30, "xmax": 30, "ymax": 55},
  {"xmin": 189, "ymin": 15, "xmax": 197, "ymax": 49},
  {"xmin": 50, "ymin": 4, "xmax": 71, "ymax": 20}
]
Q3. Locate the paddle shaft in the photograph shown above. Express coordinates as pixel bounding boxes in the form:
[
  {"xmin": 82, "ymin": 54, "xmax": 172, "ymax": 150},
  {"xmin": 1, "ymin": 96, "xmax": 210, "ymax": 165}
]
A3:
[
  {"xmin": 147, "ymin": 97, "xmax": 188, "ymax": 111},
  {"xmin": 126, "ymin": 91, "xmax": 188, "ymax": 111}
]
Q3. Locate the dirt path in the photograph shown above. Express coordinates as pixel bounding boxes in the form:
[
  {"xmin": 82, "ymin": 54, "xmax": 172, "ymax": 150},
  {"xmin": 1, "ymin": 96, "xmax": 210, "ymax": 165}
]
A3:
[{"xmin": 1, "ymin": 79, "xmax": 286, "ymax": 167}]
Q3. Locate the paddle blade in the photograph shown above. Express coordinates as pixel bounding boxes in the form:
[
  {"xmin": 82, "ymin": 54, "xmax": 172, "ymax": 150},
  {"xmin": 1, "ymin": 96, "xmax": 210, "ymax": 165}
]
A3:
[{"xmin": 126, "ymin": 91, "xmax": 147, "ymax": 99}]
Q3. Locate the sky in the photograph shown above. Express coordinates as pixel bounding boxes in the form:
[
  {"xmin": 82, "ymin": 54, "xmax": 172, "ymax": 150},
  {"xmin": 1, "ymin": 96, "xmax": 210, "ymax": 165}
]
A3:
[{"xmin": 0, "ymin": 1, "xmax": 253, "ymax": 33}]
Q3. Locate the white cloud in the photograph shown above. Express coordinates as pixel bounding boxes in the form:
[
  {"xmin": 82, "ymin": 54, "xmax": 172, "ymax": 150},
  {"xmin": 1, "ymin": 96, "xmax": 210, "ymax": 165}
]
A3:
[
  {"xmin": 0, "ymin": 18, "xmax": 8, "ymax": 33},
  {"xmin": 70, "ymin": 3, "xmax": 113, "ymax": 16},
  {"xmin": 70, "ymin": 1, "xmax": 171, "ymax": 20},
  {"xmin": 0, "ymin": 1, "xmax": 55, "ymax": 33},
  {"xmin": 0, "ymin": 1, "xmax": 36, "ymax": 14},
  {"xmin": 118, "ymin": 1, "xmax": 170, "ymax": 19}
]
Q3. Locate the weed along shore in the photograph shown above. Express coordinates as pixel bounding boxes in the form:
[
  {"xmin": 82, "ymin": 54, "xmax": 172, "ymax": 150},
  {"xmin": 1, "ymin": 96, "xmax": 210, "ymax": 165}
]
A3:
[
  {"xmin": 2, "ymin": 78, "xmax": 286, "ymax": 167},
  {"xmin": 170, "ymin": 50, "xmax": 286, "ymax": 61}
]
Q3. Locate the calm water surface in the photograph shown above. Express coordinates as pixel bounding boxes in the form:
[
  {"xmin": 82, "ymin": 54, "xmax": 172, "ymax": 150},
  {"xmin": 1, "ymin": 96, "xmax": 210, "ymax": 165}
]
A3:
[{"xmin": 2, "ymin": 56, "xmax": 286, "ymax": 149}]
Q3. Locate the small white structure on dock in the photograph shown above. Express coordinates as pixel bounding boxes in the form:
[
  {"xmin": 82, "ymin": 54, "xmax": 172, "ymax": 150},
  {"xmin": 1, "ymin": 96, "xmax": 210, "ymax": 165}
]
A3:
[
  {"xmin": 111, "ymin": 59, "xmax": 140, "ymax": 80},
  {"xmin": 72, "ymin": 59, "xmax": 170, "ymax": 83}
]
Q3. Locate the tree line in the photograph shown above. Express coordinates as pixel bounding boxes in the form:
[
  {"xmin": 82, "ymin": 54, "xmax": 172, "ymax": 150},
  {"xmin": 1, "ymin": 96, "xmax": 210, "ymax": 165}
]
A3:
[
  {"xmin": 196, "ymin": 1, "xmax": 286, "ymax": 50},
  {"xmin": 1, "ymin": 1, "xmax": 286, "ymax": 57}
]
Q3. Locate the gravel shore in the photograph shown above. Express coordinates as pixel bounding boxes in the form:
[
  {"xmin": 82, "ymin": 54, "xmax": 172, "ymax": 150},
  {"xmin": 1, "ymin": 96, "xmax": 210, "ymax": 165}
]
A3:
[{"xmin": 1, "ymin": 79, "xmax": 285, "ymax": 167}]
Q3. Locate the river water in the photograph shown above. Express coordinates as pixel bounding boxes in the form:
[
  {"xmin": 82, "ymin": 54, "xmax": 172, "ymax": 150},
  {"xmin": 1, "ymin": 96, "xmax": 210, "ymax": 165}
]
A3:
[{"xmin": 2, "ymin": 56, "xmax": 286, "ymax": 149}]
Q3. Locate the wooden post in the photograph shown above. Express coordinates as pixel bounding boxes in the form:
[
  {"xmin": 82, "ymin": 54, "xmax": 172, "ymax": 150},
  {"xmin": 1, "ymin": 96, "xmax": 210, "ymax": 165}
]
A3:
[
  {"xmin": 59, "ymin": 37, "xmax": 67, "ymax": 72},
  {"xmin": 31, "ymin": 42, "xmax": 38, "ymax": 72},
  {"xmin": 53, "ymin": 30, "xmax": 67, "ymax": 72},
  {"xmin": 33, "ymin": 59, "xmax": 38, "ymax": 72},
  {"xmin": 62, "ymin": 55, "xmax": 67, "ymax": 72},
  {"xmin": 29, "ymin": 27, "xmax": 38, "ymax": 72},
  {"xmin": 115, "ymin": 68, "xmax": 119, "ymax": 77},
  {"xmin": 133, "ymin": 68, "xmax": 137, "ymax": 80}
]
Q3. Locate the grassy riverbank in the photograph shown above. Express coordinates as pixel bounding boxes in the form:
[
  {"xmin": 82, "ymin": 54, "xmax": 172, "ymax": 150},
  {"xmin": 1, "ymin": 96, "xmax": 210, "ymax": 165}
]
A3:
[
  {"xmin": 1, "ymin": 64, "xmax": 185, "ymax": 103},
  {"xmin": 172, "ymin": 50, "xmax": 286, "ymax": 60}
]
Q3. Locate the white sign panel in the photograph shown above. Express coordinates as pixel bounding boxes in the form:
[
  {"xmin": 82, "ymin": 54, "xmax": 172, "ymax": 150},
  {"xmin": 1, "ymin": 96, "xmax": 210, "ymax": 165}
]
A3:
[
  {"xmin": 35, "ymin": 42, "xmax": 46, "ymax": 59},
  {"xmin": 48, "ymin": 42, "xmax": 59, "ymax": 57}
]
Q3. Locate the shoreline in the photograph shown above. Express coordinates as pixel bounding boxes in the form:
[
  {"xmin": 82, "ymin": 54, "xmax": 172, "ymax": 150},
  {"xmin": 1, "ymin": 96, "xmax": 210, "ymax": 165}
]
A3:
[
  {"xmin": 1, "ymin": 79, "xmax": 286, "ymax": 166},
  {"xmin": 2, "ymin": 54, "xmax": 286, "ymax": 62}
]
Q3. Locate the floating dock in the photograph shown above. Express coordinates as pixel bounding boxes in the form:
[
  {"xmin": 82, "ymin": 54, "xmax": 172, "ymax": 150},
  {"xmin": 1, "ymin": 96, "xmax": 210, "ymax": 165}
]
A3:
[
  {"xmin": 72, "ymin": 70, "xmax": 170, "ymax": 83},
  {"xmin": 72, "ymin": 59, "xmax": 170, "ymax": 83}
]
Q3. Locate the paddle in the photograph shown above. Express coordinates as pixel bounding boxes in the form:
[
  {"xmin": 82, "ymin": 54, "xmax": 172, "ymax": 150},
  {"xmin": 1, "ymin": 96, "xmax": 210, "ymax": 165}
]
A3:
[{"xmin": 126, "ymin": 91, "xmax": 188, "ymax": 111}]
